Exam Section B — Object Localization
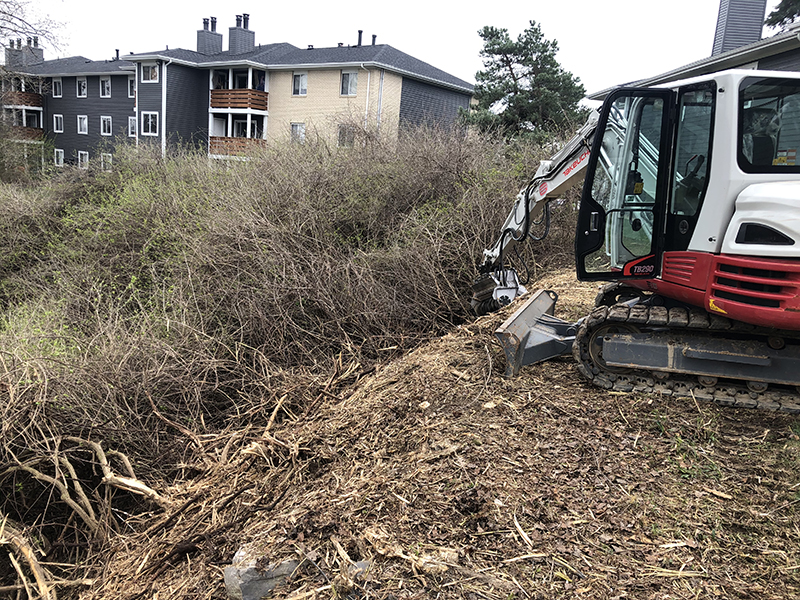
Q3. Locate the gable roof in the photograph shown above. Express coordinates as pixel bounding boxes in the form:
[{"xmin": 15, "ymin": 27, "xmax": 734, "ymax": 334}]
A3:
[
  {"xmin": 127, "ymin": 43, "xmax": 473, "ymax": 94},
  {"xmin": 19, "ymin": 56, "xmax": 135, "ymax": 77},
  {"xmin": 127, "ymin": 42, "xmax": 298, "ymax": 66},
  {"xmin": 268, "ymin": 45, "xmax": 474, "ymax": 93}
]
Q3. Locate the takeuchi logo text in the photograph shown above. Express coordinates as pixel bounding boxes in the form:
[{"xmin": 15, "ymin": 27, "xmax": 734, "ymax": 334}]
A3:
[{"xmin": 563, "ymin": 149, "xmax": 590, "ymax": 178}]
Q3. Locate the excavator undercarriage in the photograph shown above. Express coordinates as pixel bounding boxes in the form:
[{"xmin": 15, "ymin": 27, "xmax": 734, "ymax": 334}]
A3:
[{"xmin": 495, "ymin": 287, "xmax": 800, "ymax": 413}]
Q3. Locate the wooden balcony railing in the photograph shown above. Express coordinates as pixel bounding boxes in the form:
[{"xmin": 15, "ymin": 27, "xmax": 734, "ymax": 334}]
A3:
[
  {"xmin": 210, "ymin": 89, "xmax": 268, "ymax": 111},
  {"xmin": 209, "ymin": 136, "xmax": 267, "ymax": 156},
  {"xmin": 10, "ymin": 126, "xmax": 44, "ymax": 140},
  {"xmin": 3, "ymin": 91, "xmax": 43, "ymax": 107}
]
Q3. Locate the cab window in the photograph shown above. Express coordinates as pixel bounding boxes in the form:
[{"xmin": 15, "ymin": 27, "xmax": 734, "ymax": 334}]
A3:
[{"xmin": 739, "ymin": 77, "xmax": 800, "ymax": 173}]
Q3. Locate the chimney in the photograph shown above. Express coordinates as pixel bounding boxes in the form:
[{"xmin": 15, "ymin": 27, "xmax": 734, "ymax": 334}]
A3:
[
  {"xmin": 115, "ymin": 49, "xmax": 119, "ymax": 60},
  {"xmin": 6, "ymin": 35, "xmax": 43, "ymax": 67},
  {"xmin": 712, "ymin": 0, "xmax": 768, "ymax": 56},
  {"xmin": 357, "ymin": 30, "xmax": 363, "ymax": 46},
  {"xmin": 229, "ymin": 13, "xmax": 255, "ymax": 54},
  {"xmin": 372, "ymin": 34, "xmax": 376, "ymax": 45},
  {"xmin": 243, "ymin": 13, "xmax": 249, "ymax": 29},
  {"xmin": 198, "ymin": 16, "xmax": 223, "ymax": 54}
]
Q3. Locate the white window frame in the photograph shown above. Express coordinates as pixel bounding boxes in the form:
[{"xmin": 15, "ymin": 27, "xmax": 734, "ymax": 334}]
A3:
[
  {"xmin": 54, "ymin": 148, "xmax": 64, "ymax": 167},
  {"xmin": 128, "ymin": 76, "xmax": 135, "ymax": 98},
  {"xmin": 52, "ymin": 78, "xmax": 62, "ymax": 98},
  {"xmin": 77, "ymin": 115, "xmax": 88, "ymax": 135},
  {"xmin": 53, "ymin": 114, "xmax": 64, "ymax": 133},
  {"xmin": 100, "ymin": 77, "xmax": 111, "ymax": 98},
  {"xmin": 290, "ymin": 122, "xmax": 306, "ymax": 143},
  {"xmin": 77, "ymin": 77, "xmax": 87, "ymax": 98},
  {"xmin": 141, "ymin": 63, "xmax": 158, "ymax": 83},
  {"xmin": 341, "ymin": 71, "xmax": 357, "ymax": 96},
  {"xmin": 101, "ymin": 153, "xmax": 112, "ymax": 172},
  {"xmin": 100, "ymin": 116, "xmax": 112, "ymax": 136},
  {"xmin": 292, "ymin": 72, "xmax": 307, "ymax": 96},
  {"xmin": 77, "ymin": 151, "xmax": 89, "ymax": 169},
  {"xmin": 128, "ymin": 116, "xmax": 137, "ymax": 137},
  {"xmin": 141, "ymin": 111, "xmax": 158, "ymax": 136}
]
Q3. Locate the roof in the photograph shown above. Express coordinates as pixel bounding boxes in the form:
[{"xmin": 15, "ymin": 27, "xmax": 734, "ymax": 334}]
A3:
[
  {"xmin": 127, "ymin": 42, "xmax": 298, "ymax": 66},
  {"xmin": 20, "ymin": 56, "xmax": 135, "ymax": 77},
  {"xmin": 269, "ymin": 45, "xmax": 474, "ymax": 93},
  {"xmin": 588, "ymin": 24, "xmax": 800, "ymax": 100},
  {"xmin": 128, "ymin": 43, "xmax": 474, "ymax": 94}
]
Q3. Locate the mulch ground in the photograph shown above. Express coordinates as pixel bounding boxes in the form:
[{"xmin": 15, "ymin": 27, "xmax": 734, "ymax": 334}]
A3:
[{"xmin": 86, "ymin": 271, "xmax": 800, "ymax": 600}]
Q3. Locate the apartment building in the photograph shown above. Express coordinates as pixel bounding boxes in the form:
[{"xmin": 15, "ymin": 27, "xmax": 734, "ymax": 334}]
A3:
[{"xmin": 2, "ymin": 16, "xmax": 474, "ymax": 167}]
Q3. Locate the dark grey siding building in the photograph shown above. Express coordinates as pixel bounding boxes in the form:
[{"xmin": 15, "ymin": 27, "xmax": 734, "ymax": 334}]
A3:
[
  {"xmin": 6, "ymin": 14, "xmax": 474, "ymax": 163},
  {"xmin": 399, "ymin": 78, "xmax": 471, "ymax": 129},
  {"xmin": 164, "ymin": 63, "xmax": 209, "ymax": 147}
]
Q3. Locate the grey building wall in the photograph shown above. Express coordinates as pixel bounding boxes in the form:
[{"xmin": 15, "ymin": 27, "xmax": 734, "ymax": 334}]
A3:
[
  {"xmin": 45, "ymin": 74, "xmax": 135, "ymax": 166},
  {"xmin": 398, "ymin": 78, "xmax": 470, "ymax": 129},
  {"xmin": 712, "ymin": 0, "xmax": 768, "ymax": 56},
  {"xmin": 165, "ymin": 63, "xmax": 209, "ymax": 148},
  {"xmin": 758, "ymin": 48, "xmax": 800, "ymax": 72}
]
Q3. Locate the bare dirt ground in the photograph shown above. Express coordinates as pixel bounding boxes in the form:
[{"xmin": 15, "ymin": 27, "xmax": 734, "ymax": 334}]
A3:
[{"xmin": 87, "ymin": 271, "xmax": 800, "ymax": 600}]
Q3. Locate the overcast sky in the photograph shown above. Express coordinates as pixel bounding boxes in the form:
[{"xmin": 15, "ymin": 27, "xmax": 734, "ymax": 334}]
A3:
[{"xmin": 27, "ymin": 0, "xmax": 783, "ymax": 96}]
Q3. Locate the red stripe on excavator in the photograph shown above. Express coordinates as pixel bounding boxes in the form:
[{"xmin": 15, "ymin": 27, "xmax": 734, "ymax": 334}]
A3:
[{"xmin": 633, "ymin": 251, "xmax": 800, "ymax": 330}]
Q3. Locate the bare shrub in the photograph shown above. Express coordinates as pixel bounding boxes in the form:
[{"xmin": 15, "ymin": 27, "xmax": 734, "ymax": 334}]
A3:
[{"xmin": 0, "ymin": 126, "xmax": 568, "ymax": 586}]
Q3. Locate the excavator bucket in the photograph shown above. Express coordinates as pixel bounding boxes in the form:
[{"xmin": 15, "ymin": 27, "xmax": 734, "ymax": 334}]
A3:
[{"xmin": 495, "ymin": 290, "xmax": 579, "ymax": 378}]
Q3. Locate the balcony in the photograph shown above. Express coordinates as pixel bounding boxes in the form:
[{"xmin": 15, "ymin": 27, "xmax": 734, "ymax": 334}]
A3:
[
  {"xmin": 10, "ymin": 126, "xmax": 44, "ymax": 141},
  {"xmin": 3, "ymin": 91, "xmax": 43, "ymax": 107},
  {"xmin": 209, "ymin": 136, "xmax": 267, "ymax": 156},
  {"xmin": 210, "ymin": 89, "xmax": 268, "ymax": 111}
]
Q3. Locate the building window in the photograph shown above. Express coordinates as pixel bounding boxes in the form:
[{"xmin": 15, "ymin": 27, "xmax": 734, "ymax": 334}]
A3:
[
  {"xmin": 128, "ymin": 76, "xmax": 135, "ymax": 98},
  {"xmin": 54, "ymin": 148, "xmax": 64, "ymax": 167},
  {"xmin": 77, "ymin": 115, "xmax": 88, "ymax": 134},
  {"xmin": 78, "ymin": 151, "xmax": 89, "ymax": 169},
  {"xmin": 101, "ymin": 116, "xmax": 112, "ymax": 136},
  {"xmin": 141, "ymin": 112, "xmax": 158, "ymax": 136},
  {"xmin": 292, "ymin": 72, "xmax": 307, "ymax": 96},
  {"xmin": 141, "ymin": 64, "xmax": 158, "ymax": 83},
  {"xmin": 101, "ymin": 153, "xmax": 112, "ymax": 171},
  {"xmin": 341, "ymin": 71, "xmax": 357, "ymax": 96},
  {"xmin": 77, "ymin": 77, "xmax": 87, "ymax": 98},
  {"xmin": 128, "ymin": 116, "xmax": 137, "ymax": 137},
  {"xmin": 53, "ymin": 114, "xmax": 64, "ymax": 133},
  {"xmin": 100, "ymin": 77, "xmax": 111, "ymax": 98},
  {"xmin": 52, "ymin": 78, "xmax": 62, "ymax": 98},
  {"xmin": 291, "ymin": 122, "xmax": 305, "ymax": 143},
  {"xmin": 338, "ymin": 124, "xmax": 356, "ymax": 147}
]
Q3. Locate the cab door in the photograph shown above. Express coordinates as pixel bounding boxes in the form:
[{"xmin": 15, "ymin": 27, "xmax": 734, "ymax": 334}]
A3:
[{"xmin": 576, "ymin": 88, "xmax": 674, "ymax": 281}]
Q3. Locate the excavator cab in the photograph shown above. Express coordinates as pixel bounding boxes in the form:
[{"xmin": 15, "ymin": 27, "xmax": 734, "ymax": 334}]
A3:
[{"xmin": 576, "ymin": 89, "xmax": 673, "ymax": 280}]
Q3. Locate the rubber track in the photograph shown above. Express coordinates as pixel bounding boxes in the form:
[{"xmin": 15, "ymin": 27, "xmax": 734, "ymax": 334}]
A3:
[{"xmin": 572, "ymin": 304, "xmax": 800, "ymax": 413}]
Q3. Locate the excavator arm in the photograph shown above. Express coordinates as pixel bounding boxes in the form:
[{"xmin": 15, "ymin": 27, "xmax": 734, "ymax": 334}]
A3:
[{"xmin": 471, "ymin": 110, "xmax": 599, "ymax": 315}]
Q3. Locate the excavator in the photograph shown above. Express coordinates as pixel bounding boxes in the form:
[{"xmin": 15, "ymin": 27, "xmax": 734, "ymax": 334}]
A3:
[{"xmin": 472, "ymin": 69, "xmax": 800, "ymax": 413}]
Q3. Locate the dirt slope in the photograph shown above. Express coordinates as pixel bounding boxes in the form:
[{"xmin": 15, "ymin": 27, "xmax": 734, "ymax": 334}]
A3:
[{"xmin": 88, "ymin": 272, "xmax": 800, "ymax": 600}]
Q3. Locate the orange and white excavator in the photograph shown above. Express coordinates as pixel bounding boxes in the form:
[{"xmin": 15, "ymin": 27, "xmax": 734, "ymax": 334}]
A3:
[{"xmin": 472, "ymin": 69, "xmax": 800, "ymax": 412}]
